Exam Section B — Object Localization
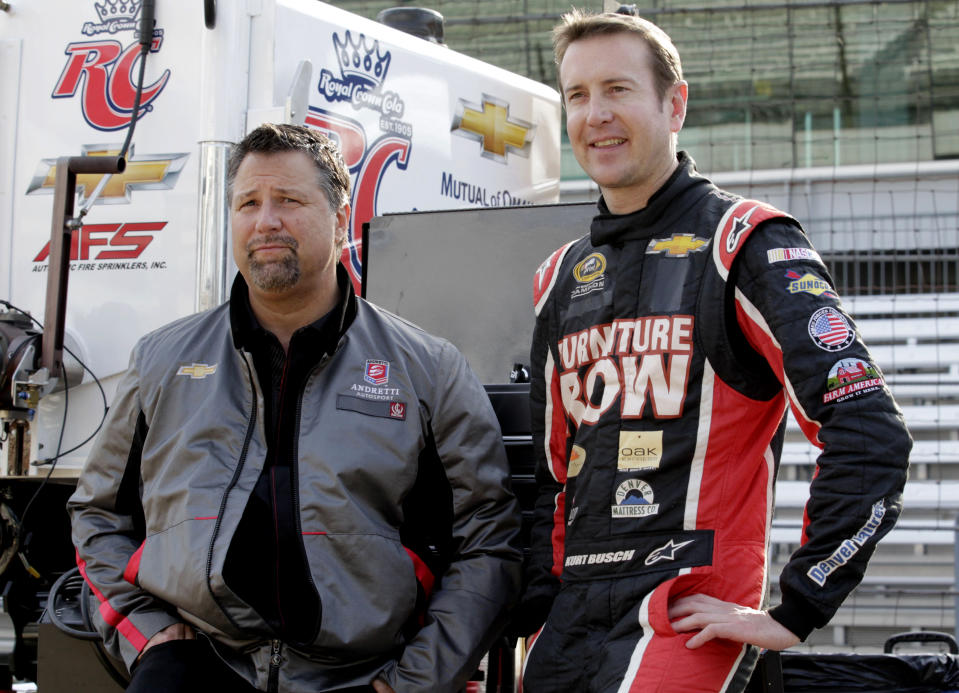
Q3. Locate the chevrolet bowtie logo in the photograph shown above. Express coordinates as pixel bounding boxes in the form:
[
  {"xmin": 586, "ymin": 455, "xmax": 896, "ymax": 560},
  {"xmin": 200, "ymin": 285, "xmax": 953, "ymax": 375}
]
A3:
[
  {"xmin": 177, "ymin": 363, "xmax": 218, "ymax": 379},
  {"xmin": 27, "ymin": 146, "xmax": 188, "ymax": 204},
  {"xmin": 452, "ymin": 95, "xmax": 533, "ymax": 163},
  {"xmin": 646, "ymin": 234, "xmax": 709, "ymax": 257}
]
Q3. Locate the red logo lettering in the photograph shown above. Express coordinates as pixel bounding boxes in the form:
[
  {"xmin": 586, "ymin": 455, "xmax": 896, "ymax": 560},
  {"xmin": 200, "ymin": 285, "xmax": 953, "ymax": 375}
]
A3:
[
  {"xmin": 33, "ymin": 222, "xmax": 166, "ymax": 262},
  {"xmin": 52, "ymin": 38, "xmax": 170, "ymax": 131}
]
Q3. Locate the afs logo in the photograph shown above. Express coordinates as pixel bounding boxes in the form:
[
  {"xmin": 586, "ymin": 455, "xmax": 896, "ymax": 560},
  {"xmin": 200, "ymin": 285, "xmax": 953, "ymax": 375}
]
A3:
[{"xmin": 52, "ymin": 0, "xmax": 171, "ymax": 131}]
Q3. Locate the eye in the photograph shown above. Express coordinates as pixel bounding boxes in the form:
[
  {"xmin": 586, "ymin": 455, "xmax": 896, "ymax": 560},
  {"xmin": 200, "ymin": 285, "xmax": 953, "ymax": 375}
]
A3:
[{"xmin": 566, "ymin": 91, "xmax": 585, "ymax": 103}]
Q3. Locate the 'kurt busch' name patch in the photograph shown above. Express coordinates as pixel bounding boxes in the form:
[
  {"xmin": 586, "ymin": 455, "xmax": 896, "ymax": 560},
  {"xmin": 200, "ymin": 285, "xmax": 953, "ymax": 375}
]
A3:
[{"xmin": 562, "ymin": 530, "xmax": 713, "ymax": 581}]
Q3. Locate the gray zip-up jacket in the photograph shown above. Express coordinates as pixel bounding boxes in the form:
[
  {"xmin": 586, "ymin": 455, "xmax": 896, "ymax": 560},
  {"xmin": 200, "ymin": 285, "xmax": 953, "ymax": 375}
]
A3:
[{"xmin": 68, "ymin": 276, "xmax": 523, "ymax": 692}]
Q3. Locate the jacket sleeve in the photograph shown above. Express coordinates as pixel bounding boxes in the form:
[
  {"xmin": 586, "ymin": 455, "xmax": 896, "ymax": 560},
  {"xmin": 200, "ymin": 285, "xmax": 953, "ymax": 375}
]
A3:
[
  {"xmin": 730, "ymin": 221, "xmax": 911, "ymax": 640},
  {"xmin": 386, "ymin": 340, "xmax": 523, "ymax": 692},
  {"xmin": 67, "ymin": 345, "xmax": 182, "ymax": 671}
]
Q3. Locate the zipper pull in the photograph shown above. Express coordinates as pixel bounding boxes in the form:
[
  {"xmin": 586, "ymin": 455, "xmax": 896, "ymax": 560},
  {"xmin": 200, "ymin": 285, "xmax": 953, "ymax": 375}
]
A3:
[{"xmin": 270, "ymin": 639, "xmax": 282, "ymax": 667}]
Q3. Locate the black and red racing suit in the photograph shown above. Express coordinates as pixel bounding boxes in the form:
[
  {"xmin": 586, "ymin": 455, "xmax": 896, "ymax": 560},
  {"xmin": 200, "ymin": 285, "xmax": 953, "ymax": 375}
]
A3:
[{"xmin": 521, "ymin": 153, "xmax": 911, "ymax": 693}]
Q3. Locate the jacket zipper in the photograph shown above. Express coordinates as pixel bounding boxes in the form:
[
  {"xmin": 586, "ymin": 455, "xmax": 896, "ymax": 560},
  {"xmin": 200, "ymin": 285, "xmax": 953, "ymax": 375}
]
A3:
[
  {"xmin": 205, "ymin": 352, "xmax": 259, "ymax": 631},
  {"xmin": 268, "ymin": 639, "xmax": 282, "ymax": 692}
]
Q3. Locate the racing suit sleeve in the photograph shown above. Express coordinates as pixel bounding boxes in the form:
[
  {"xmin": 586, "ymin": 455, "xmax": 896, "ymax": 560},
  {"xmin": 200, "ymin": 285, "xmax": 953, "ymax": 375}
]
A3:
[
  {"xmin": 385, "ymin": 340, "xmax": 523, "ymax": 692},
  {"xmin": 67, "ymin": 347, "xmax": 182, "ymax": 671},
  {"xmin": 730, "ymin": 221, "xmax": 911, "ymax": 640}
]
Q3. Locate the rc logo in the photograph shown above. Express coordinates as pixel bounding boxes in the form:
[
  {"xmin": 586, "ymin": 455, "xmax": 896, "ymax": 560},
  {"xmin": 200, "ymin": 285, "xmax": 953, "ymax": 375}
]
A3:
[
  {"xmin": 52, "ymin": 0, "xmax": 171, "ymax": 131},
  {"xmin": 310, "ymin": 31, "xmax": 414, "ymax": 288}
]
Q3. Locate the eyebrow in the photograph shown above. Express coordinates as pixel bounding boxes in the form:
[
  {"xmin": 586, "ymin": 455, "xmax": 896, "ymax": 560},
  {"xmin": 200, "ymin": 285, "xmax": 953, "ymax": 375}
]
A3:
[
  {"xmin": 564, "ymin": 76, "xmax": 638, "ymax": 94},
  {"xmin": 233, "ymin": 184, "xmax": 306, "ymax": 200}
]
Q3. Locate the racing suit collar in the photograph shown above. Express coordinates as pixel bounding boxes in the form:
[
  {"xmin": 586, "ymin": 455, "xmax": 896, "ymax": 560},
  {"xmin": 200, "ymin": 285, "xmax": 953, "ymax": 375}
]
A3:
[{"xmin": 590, "ymin": 151, "xmax": 709, "ymax": 247}]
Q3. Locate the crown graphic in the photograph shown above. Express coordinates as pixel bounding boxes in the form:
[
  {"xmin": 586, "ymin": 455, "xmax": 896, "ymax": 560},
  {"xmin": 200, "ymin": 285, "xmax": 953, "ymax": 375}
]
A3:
[
  {"xmin": 333, "ymin": 31, "xmax": 391, "ymax": 87},
  {"xmin": 95, "ymin": 0, "xmax": 142, "ymax": 23}
]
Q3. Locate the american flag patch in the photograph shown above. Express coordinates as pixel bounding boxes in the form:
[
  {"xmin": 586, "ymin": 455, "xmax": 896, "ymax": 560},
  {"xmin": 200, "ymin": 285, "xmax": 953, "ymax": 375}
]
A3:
[{"xmin": 808, "ymin": 307, "xmax": 854, "ymax": 351}]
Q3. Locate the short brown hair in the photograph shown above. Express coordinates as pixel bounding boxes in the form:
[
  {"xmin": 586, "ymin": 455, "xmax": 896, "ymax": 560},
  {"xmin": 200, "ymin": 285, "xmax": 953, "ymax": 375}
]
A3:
[
  {"xmin": 553, "ymin": 9, "xmax": 683, "ymax": 100},
  {"xmin": 227, "ymin": 123, "xmax": 351, "ymax": 212}
]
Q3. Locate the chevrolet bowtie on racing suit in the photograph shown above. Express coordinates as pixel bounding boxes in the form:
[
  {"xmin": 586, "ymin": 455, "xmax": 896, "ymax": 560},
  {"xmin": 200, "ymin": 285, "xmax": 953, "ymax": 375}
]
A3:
[{"xmin": 521, "ymin": 153, "xmax": 911, "ymax": 693}]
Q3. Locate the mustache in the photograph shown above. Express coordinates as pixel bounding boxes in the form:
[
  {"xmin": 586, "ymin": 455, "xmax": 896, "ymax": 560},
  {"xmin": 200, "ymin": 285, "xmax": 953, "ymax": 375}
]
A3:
[{"xmin": 246, "ymin": 234, "xmax": 299, "ymax": 255}]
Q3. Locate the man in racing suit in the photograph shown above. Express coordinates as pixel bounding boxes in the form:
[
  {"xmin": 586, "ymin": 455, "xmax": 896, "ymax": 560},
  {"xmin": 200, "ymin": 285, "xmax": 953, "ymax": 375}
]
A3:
[
  {"xmin": 518, "ymin": 10, "xmax": 911, "ymax": 693},
  {"xmin": 69, "ymin": 124, "xmax": 522, "ymax": 692}
]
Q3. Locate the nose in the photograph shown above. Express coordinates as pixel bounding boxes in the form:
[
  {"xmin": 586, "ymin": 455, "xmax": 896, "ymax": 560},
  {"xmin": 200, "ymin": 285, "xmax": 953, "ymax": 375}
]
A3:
[
  {"xmin": 585, "ymin": 97, "xmax": 612, "ymax": 127},
  {"xmin": 253, "ymin": 199, "xmax": 282, "ymax": 233}
]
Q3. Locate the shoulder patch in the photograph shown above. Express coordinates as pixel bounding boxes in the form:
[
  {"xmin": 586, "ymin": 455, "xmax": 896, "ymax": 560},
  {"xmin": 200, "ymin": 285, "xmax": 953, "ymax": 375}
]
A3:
[
  {"xmin": 533, "ymin": 240, "xmax": 577, "ymax": 316},
  {"xmin": 712, "ymin": 199, "xmax": 792, "ymax": 280}
]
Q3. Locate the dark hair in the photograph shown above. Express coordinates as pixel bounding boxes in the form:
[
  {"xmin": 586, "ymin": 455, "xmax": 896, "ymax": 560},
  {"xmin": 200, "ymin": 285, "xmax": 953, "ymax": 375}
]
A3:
[
  {"xmin": 553, "ymin": 9, "xmax": 683, "ymax": 101},
  {"xmin": 226, "ymin": 123, "xmax": 350, "ymax": 211}
]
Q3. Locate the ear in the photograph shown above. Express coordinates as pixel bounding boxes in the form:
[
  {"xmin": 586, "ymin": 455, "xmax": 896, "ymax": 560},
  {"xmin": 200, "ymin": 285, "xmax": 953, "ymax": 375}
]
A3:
[
  {"xmin": 667, "ymin": 81, "xmax": 688, "ymax": 134},
  {"xmin": 335, "ymin": 201, "xmax": 351, "ymax": 249}
]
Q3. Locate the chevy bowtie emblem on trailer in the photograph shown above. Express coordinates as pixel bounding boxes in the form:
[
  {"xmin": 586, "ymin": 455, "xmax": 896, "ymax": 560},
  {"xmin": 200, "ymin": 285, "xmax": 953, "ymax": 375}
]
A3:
[
  {"xmin": 27, "ymin": 147, "xmax": 188, "ymax": 204},
  {"xmin": 452, "ymin": 95, "xmax": 533, "ymax": 163},
  {"xmin": 646, "ymin": 234, "xmax": 709, "ymax": 257},
  {"xmin": 177, "ymin": 364, "xmax": 218, "ymax": 379}
]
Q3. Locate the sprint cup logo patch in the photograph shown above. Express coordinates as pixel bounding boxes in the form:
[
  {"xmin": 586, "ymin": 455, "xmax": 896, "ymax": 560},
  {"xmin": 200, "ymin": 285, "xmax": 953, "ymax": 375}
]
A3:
[
  {"xmin": 364, "ymin": 359, "xmax": 390, "ymax": 385},
  {"xmin": 571, "ymin": 253, "xmax": 607, "ymax": 299},
  {"xmin": 611, "ymin": 479, "xmax": 659, "ymax": 518},
  {"xmin": 573, "ymin": 253, "xmax": 606, "ymax": 283}
]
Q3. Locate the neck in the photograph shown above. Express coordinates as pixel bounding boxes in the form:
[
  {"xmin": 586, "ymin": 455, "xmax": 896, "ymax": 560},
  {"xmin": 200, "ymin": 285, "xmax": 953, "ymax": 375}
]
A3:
[
  {"xmin": 247, "ymin": 275, "xmax": 340, "ymax": 352},
  {"xmin": 603, "ymin": 155, "xmax": 680, "ymax": 215}
]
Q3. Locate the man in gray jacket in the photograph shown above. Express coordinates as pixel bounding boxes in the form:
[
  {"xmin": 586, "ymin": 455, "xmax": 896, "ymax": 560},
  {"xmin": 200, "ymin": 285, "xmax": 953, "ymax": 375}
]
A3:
[{"xmin": 68, "ymin": 123, "xmax": 523, "ymax": 693}]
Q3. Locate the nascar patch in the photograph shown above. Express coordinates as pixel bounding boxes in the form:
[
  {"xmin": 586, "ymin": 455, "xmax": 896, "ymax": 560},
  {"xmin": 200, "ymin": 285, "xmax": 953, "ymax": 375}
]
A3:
[{"xmin": 767, "ymin": 247, "xmax": 823, "ymax": 265}]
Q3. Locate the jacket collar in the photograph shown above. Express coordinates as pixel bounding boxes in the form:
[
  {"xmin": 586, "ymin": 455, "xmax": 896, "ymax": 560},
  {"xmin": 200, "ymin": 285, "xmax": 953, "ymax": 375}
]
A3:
[
  {"xmin": 229, "ymin": 263, "xmax": 357, "ymax": 354},
  {"xmin": 589, "ymin": 151, "xmax": 712, "ymax": 246}
]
